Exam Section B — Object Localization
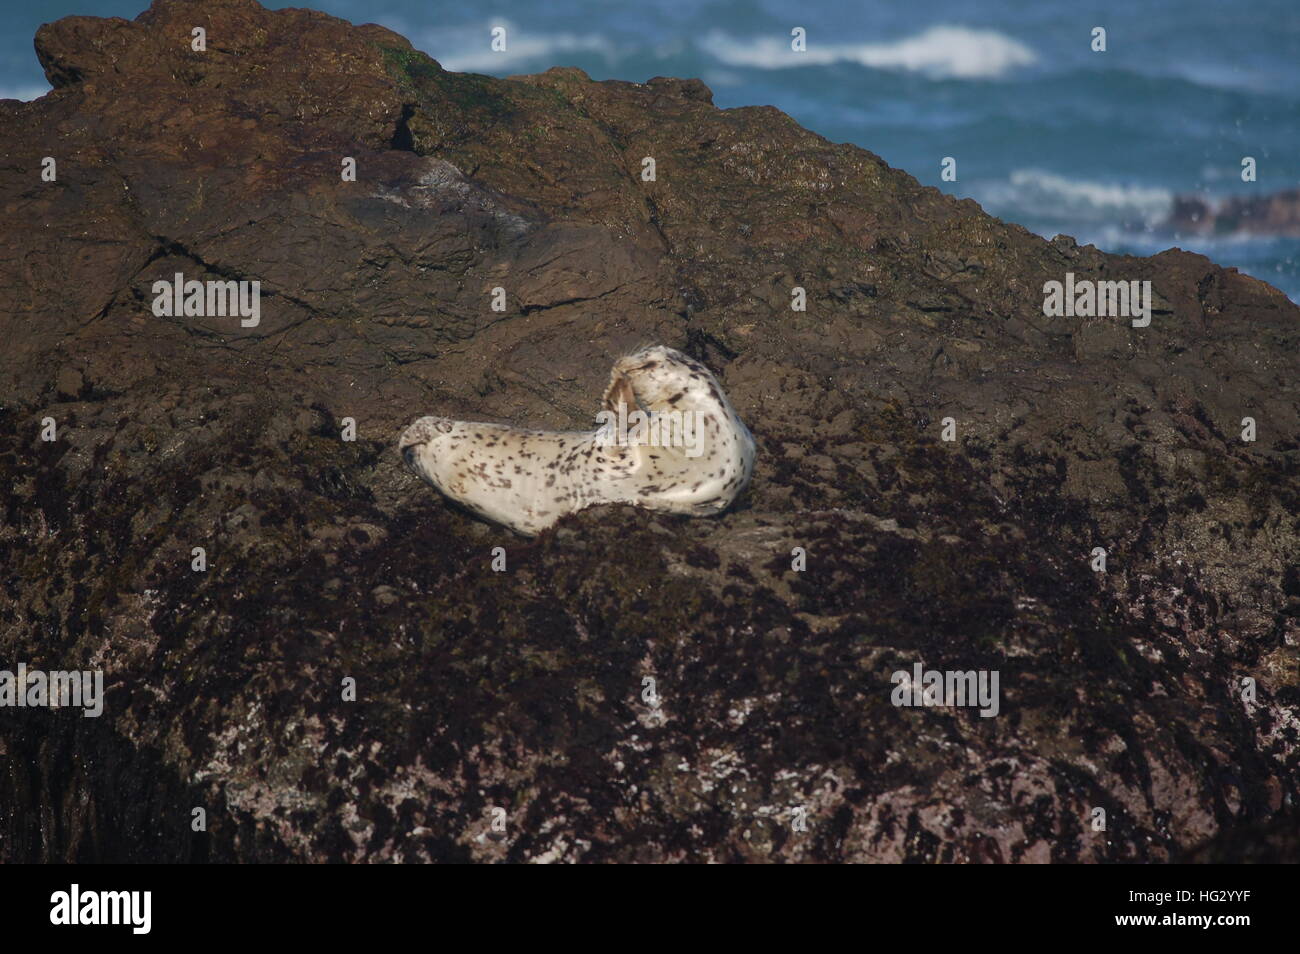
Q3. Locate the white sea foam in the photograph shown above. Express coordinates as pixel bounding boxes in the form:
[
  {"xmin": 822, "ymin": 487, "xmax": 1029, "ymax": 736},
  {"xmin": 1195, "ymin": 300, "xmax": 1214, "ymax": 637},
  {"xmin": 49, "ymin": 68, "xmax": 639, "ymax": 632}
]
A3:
[
  {"xmin": 405, "ymin": 20, "xmax": 615, "ymax": 73},
  {"xmin": 698, "ymin": 25, "xmax": 1036, "ymax": 79},
  {"xmin": 980, "ymin": 169, "xmax": 1174, "ymax": 226}
]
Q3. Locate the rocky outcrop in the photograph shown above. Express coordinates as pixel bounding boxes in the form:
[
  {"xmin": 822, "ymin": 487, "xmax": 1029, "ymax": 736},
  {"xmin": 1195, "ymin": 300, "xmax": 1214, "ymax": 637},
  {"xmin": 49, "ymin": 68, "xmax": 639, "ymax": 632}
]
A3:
[
  {"xmin": 0, "ymin": 0, "xmax": 1296, "ymax": 862},
  {"xmin": 1164, "ymin": 188, "xmax": 1300, "ymax": 237}
]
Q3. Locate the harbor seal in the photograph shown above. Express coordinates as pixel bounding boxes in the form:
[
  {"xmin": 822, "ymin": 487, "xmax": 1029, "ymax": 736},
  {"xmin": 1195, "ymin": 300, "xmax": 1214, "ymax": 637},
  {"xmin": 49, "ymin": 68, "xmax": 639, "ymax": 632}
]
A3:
[{"xmin": 399, "ymin": 345, "xmax": 755, "ymax": 535}]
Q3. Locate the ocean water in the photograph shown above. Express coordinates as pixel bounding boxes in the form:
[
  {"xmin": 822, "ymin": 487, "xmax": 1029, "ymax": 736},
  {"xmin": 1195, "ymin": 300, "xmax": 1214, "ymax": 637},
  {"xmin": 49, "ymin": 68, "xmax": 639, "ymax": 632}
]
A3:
[{"xmin": 3, "ymin": 0, "xmax": 1297, "ymax": 300}]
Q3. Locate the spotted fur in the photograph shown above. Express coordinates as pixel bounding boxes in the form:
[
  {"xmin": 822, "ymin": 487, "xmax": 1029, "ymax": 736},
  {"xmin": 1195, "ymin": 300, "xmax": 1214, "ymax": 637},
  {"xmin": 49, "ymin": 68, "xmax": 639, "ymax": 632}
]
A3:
[{"xmin": 399, "ymin": 345, "xmax": 756, "ymax": 535}]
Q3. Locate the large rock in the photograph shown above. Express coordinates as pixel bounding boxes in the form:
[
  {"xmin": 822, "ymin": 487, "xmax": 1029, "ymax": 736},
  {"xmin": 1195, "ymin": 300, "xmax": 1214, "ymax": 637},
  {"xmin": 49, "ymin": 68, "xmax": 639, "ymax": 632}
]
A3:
[{"xmin": 0, "ymin": 0, "xmax": 1296, "ymax": 862}]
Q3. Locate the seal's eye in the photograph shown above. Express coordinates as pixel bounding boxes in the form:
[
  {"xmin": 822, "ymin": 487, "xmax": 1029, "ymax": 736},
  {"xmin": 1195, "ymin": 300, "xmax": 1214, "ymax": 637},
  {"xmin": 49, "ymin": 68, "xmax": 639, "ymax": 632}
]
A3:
[
  {"xmin": 434, "ymin": 419, "xmax": 455, "ymax": 434},
  {"xmin": 402, "ymin": 445, "xmax": 419, "ymax": 468}
]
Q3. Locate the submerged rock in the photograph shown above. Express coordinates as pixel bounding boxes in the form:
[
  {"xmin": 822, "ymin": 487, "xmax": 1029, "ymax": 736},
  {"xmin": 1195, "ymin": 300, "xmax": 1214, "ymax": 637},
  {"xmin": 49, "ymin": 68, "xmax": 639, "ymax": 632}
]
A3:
[{"xmin": 0, "ymin": 0, "xmax": 1296, "ymax": 862}]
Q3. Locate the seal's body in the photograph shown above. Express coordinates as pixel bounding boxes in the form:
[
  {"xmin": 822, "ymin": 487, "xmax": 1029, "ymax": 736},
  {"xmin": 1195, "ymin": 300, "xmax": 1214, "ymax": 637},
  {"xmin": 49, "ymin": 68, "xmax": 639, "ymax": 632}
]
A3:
[{"xmin": 399, "ymin": 346, "xmax": 755, "ymax": 535}]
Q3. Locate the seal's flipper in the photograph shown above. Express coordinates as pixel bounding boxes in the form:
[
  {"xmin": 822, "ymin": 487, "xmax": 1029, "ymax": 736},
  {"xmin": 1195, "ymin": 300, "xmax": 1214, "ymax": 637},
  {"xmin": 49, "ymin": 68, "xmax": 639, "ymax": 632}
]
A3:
[{"xmin": 603, "ymin": 367, "xmax": 640, "ymax": 416}]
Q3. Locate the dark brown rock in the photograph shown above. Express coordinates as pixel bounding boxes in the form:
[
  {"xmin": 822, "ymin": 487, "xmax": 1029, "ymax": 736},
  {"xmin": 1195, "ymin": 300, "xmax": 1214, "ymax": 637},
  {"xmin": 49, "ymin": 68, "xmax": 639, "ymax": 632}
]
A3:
[
  {"xmin": 0, "ymin": 0, "xmax": 1296, "ymax": 862},
  {"xmin": 1163, "ymin": 188, "xmax": 1300, "ymax": 237}
]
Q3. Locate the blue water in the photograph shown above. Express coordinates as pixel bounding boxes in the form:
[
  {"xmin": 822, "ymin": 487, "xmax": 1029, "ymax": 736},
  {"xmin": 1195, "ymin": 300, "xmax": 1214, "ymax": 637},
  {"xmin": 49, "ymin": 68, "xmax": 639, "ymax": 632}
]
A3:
[{"xmin": 4, "ymin": 0, "xmax": 1298, "ymax": 300}]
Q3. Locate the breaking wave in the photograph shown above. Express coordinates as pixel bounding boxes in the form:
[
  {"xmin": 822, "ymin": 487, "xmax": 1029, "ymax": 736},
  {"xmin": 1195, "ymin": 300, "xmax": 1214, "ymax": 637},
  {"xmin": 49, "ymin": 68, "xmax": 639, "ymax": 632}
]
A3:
[
  {"xmin": 698, "ymin": 25, "xmax": 1037, "ymax": 80},
  {"xmin": 405, "ymin": 21, "xmax": 616, "ymax": 73},
  {"xmin": 978, "ymin": 169, "xmax": 1175, "ymax": 227}
]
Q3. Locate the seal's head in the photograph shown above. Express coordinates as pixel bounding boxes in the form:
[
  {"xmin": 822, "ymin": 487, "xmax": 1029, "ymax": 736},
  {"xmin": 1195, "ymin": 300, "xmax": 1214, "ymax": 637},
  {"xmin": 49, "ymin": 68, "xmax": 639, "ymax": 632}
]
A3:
[
  {"xmin": 611, "ymin": 345, "xmax": 723, "ymax": 412},
  {"xmin": 399, "ymin": 415, "xmax": 457, "ymax": 474}
]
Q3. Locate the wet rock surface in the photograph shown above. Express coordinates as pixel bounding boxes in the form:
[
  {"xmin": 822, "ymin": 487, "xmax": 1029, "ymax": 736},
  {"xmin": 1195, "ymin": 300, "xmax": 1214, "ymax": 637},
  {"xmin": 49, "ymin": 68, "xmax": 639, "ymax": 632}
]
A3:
[{"xmin": 1, "ymin": 0, "xmax": 1297, "ymax": 862}]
